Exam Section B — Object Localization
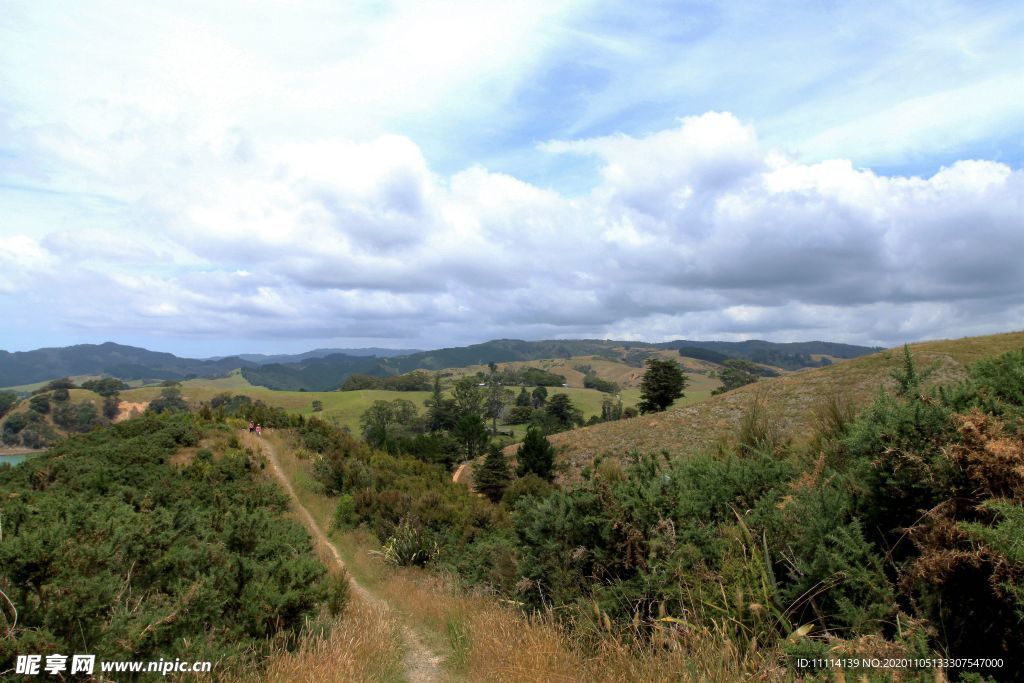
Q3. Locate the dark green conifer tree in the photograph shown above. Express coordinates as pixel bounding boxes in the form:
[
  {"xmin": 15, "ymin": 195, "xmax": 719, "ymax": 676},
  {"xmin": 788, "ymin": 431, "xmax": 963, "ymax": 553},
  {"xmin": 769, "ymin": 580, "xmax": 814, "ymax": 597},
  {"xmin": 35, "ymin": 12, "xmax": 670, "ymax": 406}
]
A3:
[
  {"xmin": 637, "ymin": 358, "xmax": 687, "ymax": 413},
  {"xmin": 516, "ymin": 427, "xmax": 555, "ymax": 481},
  {"xmin": 475, "ymin": 443, "xmax": 512, "ymax": 502}
]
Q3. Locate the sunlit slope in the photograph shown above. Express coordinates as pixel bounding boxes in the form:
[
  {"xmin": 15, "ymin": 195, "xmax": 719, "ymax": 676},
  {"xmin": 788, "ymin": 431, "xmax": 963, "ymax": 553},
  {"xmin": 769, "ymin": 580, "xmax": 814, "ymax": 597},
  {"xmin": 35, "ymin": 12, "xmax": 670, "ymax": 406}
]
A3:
[
  {"xmin": 545, "ymin": 331, "xmax": 1024, "ymax": 477},
  {"xmin": 442, "ymin": 351, "xmax": 723, "ymax": 389}
]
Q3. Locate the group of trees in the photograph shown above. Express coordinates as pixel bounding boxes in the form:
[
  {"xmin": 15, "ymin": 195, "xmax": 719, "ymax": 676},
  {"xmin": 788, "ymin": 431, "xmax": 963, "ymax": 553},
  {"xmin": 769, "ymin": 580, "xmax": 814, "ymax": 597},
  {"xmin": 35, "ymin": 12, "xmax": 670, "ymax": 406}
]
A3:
[
  {"xmin": 340, "ymin": 371, "xmax": 433, "ymax": 391},
  {"xmin": 712, "ymin": 358, "xmax": 762, "ymax": 394},
  {"xmin": 1, "ymin": 377, "xmax": 125, "ymax": 448}
]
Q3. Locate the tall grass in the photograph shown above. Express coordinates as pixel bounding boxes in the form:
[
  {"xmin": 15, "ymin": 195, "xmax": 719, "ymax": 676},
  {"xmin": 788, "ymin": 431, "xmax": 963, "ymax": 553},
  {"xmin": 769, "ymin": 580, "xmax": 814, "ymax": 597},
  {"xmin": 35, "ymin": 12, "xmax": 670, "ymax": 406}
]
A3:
[{"xmin": 213, "ymin": 598, "xmax": 406, "ymax": 683}]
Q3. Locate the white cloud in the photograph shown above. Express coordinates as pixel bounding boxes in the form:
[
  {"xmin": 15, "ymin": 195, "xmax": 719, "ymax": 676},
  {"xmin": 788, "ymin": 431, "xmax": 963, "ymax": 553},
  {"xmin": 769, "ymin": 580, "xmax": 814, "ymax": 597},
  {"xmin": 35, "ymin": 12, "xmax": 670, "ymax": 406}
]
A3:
[
  {"xmin": 3, "ymin": 111, "xmax": 1020, "ymax": 351},
  {"xmin": 1, "ymin": 1, "xmax": 1021, "ymax": 353}
]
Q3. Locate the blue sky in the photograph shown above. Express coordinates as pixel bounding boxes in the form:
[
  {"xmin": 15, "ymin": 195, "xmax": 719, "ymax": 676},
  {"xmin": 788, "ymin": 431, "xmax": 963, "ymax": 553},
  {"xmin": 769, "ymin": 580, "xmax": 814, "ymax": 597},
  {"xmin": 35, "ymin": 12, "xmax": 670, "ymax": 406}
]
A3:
[{"xmin": 1, "ymin": 0, "xmax": 1022, "ymax": 355}]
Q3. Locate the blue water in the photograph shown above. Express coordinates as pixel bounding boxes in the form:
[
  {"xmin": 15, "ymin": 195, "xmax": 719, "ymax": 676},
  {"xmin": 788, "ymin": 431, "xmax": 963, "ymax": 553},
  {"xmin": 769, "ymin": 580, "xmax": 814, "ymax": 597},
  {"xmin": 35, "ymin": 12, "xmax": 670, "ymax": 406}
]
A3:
[{"xmin": 0, "ymin": 454, "xmax": 30, "ymax": 467}]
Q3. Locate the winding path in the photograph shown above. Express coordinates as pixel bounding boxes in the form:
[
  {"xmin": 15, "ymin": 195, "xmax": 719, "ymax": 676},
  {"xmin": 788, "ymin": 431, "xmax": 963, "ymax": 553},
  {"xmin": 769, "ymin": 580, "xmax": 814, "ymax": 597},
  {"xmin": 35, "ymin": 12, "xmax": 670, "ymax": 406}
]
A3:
[
  {"xmin": 452, "ymin": 461, "xmax": 469, "ymax": 484},
  {"xmin": 243, "ymin": 432, "xmax": 443, "ymax": 683}
]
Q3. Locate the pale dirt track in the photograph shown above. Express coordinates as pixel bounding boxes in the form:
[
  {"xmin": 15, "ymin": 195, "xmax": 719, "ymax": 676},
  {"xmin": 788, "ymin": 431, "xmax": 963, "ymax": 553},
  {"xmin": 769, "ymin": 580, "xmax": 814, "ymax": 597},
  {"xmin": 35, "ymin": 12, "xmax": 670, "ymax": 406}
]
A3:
[{"xmin": 243, "ymin": 431, "xmax": 443, "ymax": 683}]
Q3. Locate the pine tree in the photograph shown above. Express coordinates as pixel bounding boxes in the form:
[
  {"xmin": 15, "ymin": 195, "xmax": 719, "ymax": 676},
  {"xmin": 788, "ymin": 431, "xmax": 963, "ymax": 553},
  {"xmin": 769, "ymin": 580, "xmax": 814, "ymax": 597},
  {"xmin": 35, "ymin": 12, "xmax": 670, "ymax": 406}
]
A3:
[
  {"xmin": 638, "ymin": 358, "xmax": 687, "ymax": 413},
  {"xmin": 516, "ymin": 427, "xmax": 555, "ymax": 480},
  {"xmin": 425, "ymin": 373, "xmax": 445, "ymax": 431},
  {"xmin": 475, "ymin": 443, "xmax": 512, "ymax": 502},
  {"xmin": 485, "ymin": 370, "xmax": 511, "ymax": 434}
]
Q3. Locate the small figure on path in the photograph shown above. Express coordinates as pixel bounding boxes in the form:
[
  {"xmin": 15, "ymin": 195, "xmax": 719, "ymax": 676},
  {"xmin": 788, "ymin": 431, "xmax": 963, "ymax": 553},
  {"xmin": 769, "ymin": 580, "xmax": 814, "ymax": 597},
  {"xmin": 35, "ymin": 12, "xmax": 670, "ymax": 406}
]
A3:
[
  {"xmin": 248, "ymin": 420, "xmax": 255, "ymax": 433},
  {"xmin": 256, "ymin": 423, "xmax": 262, "ymax": 438}
]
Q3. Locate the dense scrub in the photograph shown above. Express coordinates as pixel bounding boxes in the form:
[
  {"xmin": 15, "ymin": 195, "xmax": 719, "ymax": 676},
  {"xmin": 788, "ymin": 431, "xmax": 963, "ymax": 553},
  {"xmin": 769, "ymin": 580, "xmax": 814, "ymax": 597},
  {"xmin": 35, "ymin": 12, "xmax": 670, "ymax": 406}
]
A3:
[
  {"xmin": 0, "ymin": 413, "xmax": 329, "ymax": 675},
  {"xmin": 311, "ymin": 346, "xmax": 1024, "ymax": 680}
]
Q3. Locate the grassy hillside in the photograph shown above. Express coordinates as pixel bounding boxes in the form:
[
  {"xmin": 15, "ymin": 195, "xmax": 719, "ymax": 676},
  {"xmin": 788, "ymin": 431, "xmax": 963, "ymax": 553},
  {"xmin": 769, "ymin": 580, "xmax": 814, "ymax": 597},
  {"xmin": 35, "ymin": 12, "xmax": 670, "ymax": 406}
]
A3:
[
  {"xmin": 445, "ymin": 350, "xmax": 723, "ymax": 390},
  {"xmin": 543, "ymin": 330, "xmax": 1024, "ymax": 478}
]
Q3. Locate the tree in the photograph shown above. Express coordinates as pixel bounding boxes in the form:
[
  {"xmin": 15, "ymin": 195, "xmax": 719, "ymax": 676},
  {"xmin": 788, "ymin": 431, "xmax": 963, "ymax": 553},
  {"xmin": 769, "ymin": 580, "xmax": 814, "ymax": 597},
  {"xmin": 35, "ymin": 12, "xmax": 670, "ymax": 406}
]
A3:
[
  {"xmin": 452, "ymin": 413, "xmax": 488, "ymax": 461},
  {"xmin": 102, "ymin": 395, "xmax": 120, "ymax": 420},
  {"xmin": 515, "ymin": 387, "xmax": 531, "ymax": 407},
  {"xmin": 531, "ymin": 385, "xmax": 548, "ymax": 408},
  {"xmin": 424, "ymin": 373, "xmax": 446, "ymax": 431},
  {"xmin": 712, "ymin": 359, "xmax": 761, "ymax": 395},
  {"xmin": 452, "ymin": 377, "xmax": 484, "ymax": 419},
  {"xmin": 516, "ymin": 427, "xmax": 555, "ymax": 480},
  {"xmin": 81, "ymin": 377, "xmax": 128, "ymax": 397},
  {"xmin": 485, "ymin": 371, "xmax": 512, "ymax": 435},
  {"xmin": 638, "ymin": 358, "xmax": 687, "ymax": 413},
  {"xmin": 360, "ymin": 399, "xmax": 419, "ymax": 449},
  {"xmin": 545, "ymin": 393, "xmax": 581, "ymax": 429},
  {"xmin": 474, "ymin": 443, "xmax": 512, "ymax": 503},
  {"xmin": 600, "ymin": 395, "xmax": 623, "ymax": 422},
  {"xmin": 506, "ymin": 404, "xmax": 534, "ymax": 424},
  {"xmin": 147, "ymin": 387, "xmax": 189, "ymax": 414}
]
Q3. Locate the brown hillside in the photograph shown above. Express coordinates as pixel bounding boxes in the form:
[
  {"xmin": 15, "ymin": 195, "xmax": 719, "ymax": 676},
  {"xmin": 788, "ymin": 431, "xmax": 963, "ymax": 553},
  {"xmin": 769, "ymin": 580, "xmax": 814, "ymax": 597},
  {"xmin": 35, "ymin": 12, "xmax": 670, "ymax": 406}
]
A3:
[{"xmin": 526, "ymin": 331, "xmax": 1024, "ymax": 481}]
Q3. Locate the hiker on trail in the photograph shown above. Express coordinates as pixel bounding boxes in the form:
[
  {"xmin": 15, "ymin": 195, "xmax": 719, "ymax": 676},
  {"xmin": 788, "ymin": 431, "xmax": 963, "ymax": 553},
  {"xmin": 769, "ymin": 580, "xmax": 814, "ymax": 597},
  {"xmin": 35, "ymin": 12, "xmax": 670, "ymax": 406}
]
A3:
[
  {"xmin": 256, "ymin": 424, "xmax": 262, "ymax": 438},
  {"xmin": 248, "ymin": 420, "xmax": 255, "ymax": 433}
]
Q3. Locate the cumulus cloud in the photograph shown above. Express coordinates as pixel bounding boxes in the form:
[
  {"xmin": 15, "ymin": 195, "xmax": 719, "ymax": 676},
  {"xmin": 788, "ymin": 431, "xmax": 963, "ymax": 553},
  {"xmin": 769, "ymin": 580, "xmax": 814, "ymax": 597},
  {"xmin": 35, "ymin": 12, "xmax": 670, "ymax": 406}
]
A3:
[{"xmin": 3, "ymin": 110, "xmax": 1021, "ymax": 352}]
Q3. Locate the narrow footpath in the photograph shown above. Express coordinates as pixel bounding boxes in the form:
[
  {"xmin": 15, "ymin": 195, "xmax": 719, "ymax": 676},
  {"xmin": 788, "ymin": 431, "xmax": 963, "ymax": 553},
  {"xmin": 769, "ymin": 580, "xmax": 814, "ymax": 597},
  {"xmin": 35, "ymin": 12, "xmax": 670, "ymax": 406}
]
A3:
[{"xmin": 242, "ymin": 431, "xmax": 443, "ymax": 683}]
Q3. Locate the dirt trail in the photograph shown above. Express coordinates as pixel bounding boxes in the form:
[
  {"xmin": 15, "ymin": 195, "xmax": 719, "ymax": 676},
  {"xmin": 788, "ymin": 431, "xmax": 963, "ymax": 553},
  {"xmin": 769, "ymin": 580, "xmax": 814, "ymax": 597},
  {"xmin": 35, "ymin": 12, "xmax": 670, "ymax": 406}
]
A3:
[
  {"xmin": 243, "ymin": 432, "xmax": 443, "ymax": 683},
  {"xmin": 452, "ymin": 461, "xmax": 469, "ymax": 484}
]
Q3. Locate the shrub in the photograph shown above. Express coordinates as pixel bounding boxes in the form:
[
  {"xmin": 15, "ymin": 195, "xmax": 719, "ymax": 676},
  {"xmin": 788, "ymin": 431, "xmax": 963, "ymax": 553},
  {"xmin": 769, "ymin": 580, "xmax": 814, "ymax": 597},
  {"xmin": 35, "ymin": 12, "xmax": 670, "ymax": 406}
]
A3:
[{"xmin": 28, "ymin": 394, "xmax": 50, "ymax": 414}]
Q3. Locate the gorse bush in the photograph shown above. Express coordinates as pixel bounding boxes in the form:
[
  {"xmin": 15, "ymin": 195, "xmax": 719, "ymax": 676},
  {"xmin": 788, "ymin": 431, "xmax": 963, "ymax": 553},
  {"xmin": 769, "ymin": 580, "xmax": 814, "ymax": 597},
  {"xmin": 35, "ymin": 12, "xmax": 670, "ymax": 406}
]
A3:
[{"xmin": 0, "ymin": 413, "xmax": 329, "ymax": 672}]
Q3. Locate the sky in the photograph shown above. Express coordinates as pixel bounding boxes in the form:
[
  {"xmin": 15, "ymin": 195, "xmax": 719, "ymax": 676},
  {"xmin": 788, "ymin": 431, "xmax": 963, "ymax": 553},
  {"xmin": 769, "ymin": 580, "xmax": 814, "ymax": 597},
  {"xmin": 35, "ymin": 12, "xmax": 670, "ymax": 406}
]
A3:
[{"xmin": 1, "ymin": 0, "xmax": 1022, "ymax": 356}]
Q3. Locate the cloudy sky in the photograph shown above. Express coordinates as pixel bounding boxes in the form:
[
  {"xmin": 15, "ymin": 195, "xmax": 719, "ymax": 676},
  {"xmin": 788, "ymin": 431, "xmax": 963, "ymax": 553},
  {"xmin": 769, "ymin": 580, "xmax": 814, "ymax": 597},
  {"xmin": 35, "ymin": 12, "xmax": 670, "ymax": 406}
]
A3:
[{"xmin": 1, "ymin": 0, "xmax": 1022, "ymax": 356}]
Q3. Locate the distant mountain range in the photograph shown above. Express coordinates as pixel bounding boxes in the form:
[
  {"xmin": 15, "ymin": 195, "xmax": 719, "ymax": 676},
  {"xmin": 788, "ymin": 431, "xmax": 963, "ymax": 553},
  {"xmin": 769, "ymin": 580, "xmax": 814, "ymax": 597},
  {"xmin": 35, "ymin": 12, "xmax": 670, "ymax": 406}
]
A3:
[
  {"xmin": 207, "ymin": 347, "xmax": 422, "ymax": 363},
  {"xmin": 0, "ymin": 338, "xmax": 883, "ymax": 390}
]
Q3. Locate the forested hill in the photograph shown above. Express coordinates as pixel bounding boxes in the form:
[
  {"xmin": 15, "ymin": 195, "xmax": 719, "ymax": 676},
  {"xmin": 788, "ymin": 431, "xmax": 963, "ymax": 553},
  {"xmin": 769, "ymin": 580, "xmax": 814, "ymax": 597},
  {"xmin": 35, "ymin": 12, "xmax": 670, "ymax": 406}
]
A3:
[
  {"xmin": 239, "ymin": 354, "xmax": 390, "ymax": 391},
  {"xmin": 387, "ymin": 338, "xmax": 880, "ymax": 373},
  {"xmin": 0, "ymin": 342, "xmax": 257, "ymax": 386}
]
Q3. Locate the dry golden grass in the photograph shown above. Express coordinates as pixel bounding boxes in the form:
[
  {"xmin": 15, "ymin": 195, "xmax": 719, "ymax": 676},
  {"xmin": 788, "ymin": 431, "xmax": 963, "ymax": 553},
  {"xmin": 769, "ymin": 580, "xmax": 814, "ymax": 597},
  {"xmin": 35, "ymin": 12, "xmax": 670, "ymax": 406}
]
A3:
[
  {"xmin": 543, "ymin": 331, "xmax": 1024, "ymax": 478},
  {"xmin": 258, "ymin": 600, "xmax": 406, "ymax": 683},
  {"xmin": 208, "ymin": 598, "xmax": 406, "ymax": 683}
]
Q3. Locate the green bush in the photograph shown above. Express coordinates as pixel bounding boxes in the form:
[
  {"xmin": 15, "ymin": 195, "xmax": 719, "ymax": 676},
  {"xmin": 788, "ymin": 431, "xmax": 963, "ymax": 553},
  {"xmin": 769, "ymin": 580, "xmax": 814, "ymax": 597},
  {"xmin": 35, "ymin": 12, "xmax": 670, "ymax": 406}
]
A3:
[{"xmin": 0, "ymin": 414, "xmax": 329, "ymax": 672}]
